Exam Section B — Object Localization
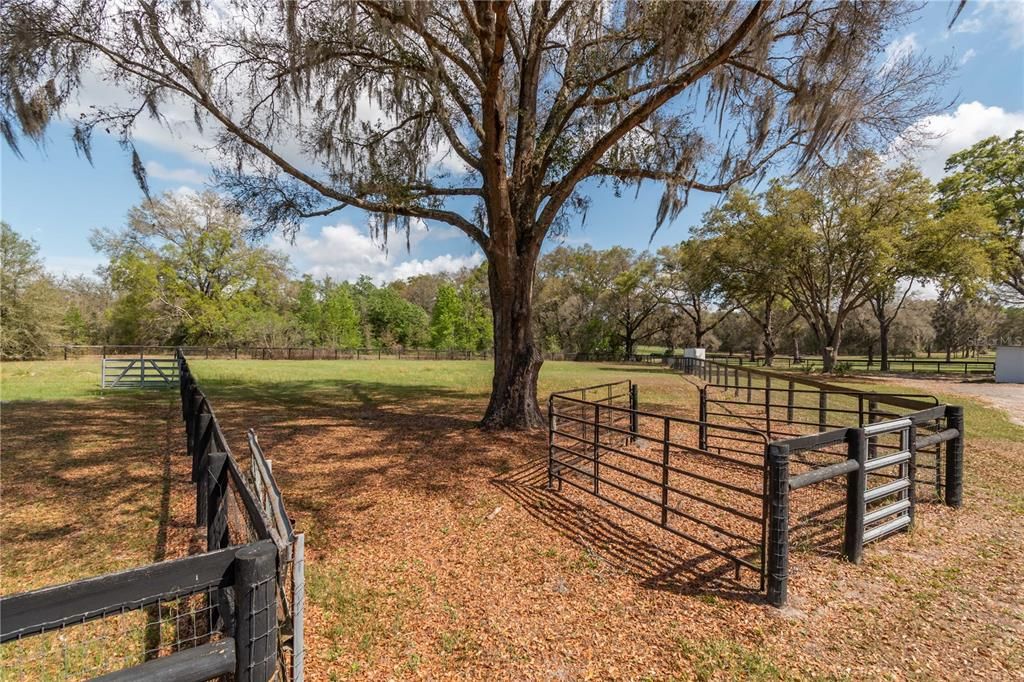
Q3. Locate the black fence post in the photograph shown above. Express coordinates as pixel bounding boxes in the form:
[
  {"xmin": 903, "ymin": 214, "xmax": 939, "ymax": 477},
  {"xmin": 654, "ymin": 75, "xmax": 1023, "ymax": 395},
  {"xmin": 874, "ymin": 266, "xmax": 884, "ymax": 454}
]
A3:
[
  {"xmin": 234, "ymin": 542, "xmax": 278, "ymax": 682},
  {"xmin": 629, "ymin": 383, "xmax": 639, "ymax": 444},
  {"xmin": 547, "ymin": 397, "xmax": 555, "ymax": 490},
  {"xmin": 192, "ymin": 411, "xmax": 212, "ymax": 485},
  {"xmin": 867, "ymin": 399, "xmax": 879, "ymax": 459},
  {"xmin": 843, "ymin": 428, "xmax": 867, "ymax": 564},
  {"xmin": 698, "ymin": 387, "xmax": 708, "ymax": 450},
  {"xmin": 818, "ymin": 391, "xmax": 828, "ymax": 431},
  {"xmin": 945, "ymin": 405, "xmax": 965, "ymax": 508},
  {"xmin": 661, "ymin": 417, "xmax": 670, "ymax": 527},
  {"xmin": 592, "ymin": 403, "xmax": 600, "ymax": 494},
  {"xmin": 786, "ymin": 381, "xmax": 795, "ymax": 423},
  {"xmin": 206, "ymin": 452, "xmax": 229, "ymax": 550},
  {"xmin": 766, "ymin": 443, "xmax": 790, "ymax": 607}
]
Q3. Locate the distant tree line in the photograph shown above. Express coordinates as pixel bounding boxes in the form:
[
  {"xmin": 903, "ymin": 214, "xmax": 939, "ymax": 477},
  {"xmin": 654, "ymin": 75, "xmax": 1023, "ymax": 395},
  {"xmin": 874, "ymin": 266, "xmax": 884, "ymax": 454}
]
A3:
[
  {"xmin": 3, "ymin": 136, "xmax": 1021, "ymax": 366},
  {"xmin": 0, "ymin": 191, "xmax": 493, "ymax": 359}
]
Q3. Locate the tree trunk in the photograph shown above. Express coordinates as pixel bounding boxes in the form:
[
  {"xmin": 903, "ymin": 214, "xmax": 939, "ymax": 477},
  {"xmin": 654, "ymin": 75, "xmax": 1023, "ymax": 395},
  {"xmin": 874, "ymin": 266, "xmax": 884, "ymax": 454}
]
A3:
[
  {"xmin": 879, "ymin": 322, "xmax": 890, "ymax": 372},
  {"xmin": 823, "ymin": 346, "xmax": 837, "ymax": 373},
  {"xmin": 482, "ymin": 248, "xmax": 544, "ymax": 430},
  {"xmin": 762, "ymin": 299, "xmax": 776, "ymax": 367},
  {"xmin": 822, "ymin": 326, "xmax": 842, "ymax": 373}
]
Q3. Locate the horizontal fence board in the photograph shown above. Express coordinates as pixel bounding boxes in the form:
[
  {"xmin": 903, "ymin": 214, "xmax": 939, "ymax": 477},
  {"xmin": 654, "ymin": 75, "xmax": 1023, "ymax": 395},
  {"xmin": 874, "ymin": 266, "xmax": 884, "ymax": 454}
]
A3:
[
  {"xmin": 92, "ymin": 638, "xmax": 236, "ymax": 682},
  {"xmin": 0, "ymin": 543, "xmax": 266, "ymax": 642}
]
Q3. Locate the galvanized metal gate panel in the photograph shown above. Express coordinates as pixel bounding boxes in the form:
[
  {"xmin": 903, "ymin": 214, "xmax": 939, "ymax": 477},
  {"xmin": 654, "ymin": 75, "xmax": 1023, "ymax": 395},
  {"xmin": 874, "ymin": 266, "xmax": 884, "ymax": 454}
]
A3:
[{"xmin": 101, "ymin": 357, "xmax": 181, "ymax": 388}]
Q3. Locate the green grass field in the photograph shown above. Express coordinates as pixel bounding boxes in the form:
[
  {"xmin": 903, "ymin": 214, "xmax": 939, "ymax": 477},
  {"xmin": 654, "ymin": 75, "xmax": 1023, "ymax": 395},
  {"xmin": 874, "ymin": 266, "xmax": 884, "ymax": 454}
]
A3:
[{"xmin": 0, "ymin": 357, "xmax": 694, "ymax": 407}]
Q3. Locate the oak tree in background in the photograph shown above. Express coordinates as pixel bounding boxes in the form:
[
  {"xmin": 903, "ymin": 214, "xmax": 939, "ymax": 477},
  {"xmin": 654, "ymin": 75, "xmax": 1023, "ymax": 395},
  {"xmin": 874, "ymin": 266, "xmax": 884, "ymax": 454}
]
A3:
[
  {"xmin": 1, "ymin": 0, "xmax": 948, "ymax": 427},
  {"xmin": 778, "ymin": 154, "xmax": 935, "ymax": 372},
  {"xmin": 657, "ymin": 240, "xmax": 734, "ymax": 348},
  {"xmin": 697, "ymin": 185, "xmax": 800, "ymax": 366},
  {"xmin": 535, "ymin": 246, "xmax": 624, "ymax": 355},
  {"xmin": 92, "ymin": 191, "xmax": 291, "ymax": 344},
  {"xmin": 856, "ymin": 164, "xmax": 933, "ymax": 372},
  {"xmin": 937, "ymin": 131, "xmax": 1024, "ymax": 304},
  {"xmin": 0, "ymin": 223, "xmax": 62, "ymax": 358},
  {"xmin": 608, "ymin": 254, "xmax": 663, "ymax": 357}
]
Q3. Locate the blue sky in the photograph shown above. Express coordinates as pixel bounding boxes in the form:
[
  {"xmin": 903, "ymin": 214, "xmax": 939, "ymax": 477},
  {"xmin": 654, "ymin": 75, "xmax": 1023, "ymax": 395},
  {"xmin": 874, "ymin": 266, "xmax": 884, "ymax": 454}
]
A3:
[{"xmin": 2, "ymin": 0, "xmax": 1022, "ymax": 282}]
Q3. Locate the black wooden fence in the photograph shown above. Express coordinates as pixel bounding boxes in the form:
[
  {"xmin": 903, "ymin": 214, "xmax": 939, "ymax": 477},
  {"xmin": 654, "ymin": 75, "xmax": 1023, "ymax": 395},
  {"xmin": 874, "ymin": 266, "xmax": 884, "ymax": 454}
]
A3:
[{"xmin": 1, "ymin": 351, "xmax": 303, "ymax": 681}]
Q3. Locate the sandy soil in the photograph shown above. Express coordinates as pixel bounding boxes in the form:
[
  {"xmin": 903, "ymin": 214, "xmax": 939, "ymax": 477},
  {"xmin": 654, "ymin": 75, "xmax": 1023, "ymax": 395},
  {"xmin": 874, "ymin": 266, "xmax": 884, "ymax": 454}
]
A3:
[{"xmin": 874, "ymin": 377, "xmax": 1024, "ymax": 427}]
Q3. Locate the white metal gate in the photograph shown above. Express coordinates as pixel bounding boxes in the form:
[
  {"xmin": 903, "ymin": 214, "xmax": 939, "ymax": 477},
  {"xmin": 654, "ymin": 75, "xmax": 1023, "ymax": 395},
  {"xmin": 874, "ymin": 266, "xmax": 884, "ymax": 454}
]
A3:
[
  {"xmin": 100, "ymin": 357, "xmax": 181, "ymax": 388},
  {"xmin": 862, "ymin": 418, "xmax": 914, "ymax": 544}
]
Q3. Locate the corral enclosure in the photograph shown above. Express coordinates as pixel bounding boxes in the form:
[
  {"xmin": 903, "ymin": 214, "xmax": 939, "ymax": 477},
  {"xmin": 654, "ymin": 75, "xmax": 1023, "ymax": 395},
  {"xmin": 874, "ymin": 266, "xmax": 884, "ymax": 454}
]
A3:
[{"xmin": 2, "ymin": 357, "xmax": 1023, "ymax": 679}]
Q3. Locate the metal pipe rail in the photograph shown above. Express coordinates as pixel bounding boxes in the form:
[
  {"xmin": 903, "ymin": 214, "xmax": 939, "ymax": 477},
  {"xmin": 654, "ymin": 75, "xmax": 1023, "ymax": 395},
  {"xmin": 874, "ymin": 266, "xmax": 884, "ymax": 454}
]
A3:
[{"xmin": 548, "ymin": 385, "xmax": 770, "ymax": 588}]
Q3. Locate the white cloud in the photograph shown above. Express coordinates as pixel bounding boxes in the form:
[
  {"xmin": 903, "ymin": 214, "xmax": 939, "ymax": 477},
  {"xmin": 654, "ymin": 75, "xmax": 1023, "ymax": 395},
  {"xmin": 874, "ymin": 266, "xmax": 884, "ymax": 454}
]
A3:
[
  {"xmin": 881, "ymin": 33, "xmax": 918, "ymax": 73},
  {"xmin": 959, "ymin": 48, "xmax": 977, "ymax": 65},
  {"xmin": 899, "ymin": 101, "xmax": 1024, "ymax": 180},
  {"xmin": 270, "ymin": 219, "xmax": 481, "ymax": 283},
  {"xmin": 985, "ymin": 0, "xmax": 1024, "ymax": 48},
  {"xmin": 951, "ymin": 16, "xmax": 985, "ymax": 35},
  {"xmin": 145, "ymin": 160, "xmax": 207, "ymax": 184},
  {"xmin": 391, "ymin": 253, "xmax": 485, "ymax": 280}
]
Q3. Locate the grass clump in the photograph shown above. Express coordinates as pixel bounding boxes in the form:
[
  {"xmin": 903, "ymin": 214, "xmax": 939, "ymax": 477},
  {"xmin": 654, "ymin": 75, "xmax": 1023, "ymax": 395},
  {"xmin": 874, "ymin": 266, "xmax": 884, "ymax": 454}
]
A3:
[{"xmin": 675, "ymin": 637, "xmax": 786, "ymax": 681}]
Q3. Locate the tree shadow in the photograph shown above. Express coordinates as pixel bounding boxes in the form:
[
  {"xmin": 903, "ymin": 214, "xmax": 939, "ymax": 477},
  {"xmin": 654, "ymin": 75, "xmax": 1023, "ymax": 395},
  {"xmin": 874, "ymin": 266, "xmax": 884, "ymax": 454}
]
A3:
[
  {"xmin": 491, "ymin": 457, "xmax": 766, "ymax": 605},
  {"xmin": 1, "ymin": 392, "xmax": 195, "ymax": 588}
]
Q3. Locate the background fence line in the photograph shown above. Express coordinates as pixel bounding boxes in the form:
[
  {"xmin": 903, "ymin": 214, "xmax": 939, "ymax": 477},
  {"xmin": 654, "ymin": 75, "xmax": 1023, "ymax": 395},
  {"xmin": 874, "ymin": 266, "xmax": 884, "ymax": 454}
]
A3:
[{"xmin": 41, "ymin": 344, "xmax": 997, "ymax": 374}]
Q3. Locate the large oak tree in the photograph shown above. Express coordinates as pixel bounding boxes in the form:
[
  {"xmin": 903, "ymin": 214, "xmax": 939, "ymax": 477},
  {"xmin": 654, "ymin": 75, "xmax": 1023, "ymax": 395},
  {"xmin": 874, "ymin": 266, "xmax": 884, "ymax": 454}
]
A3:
[{"xmin": 2, "ymin": 0, "xmax": 945, "ymax": 427}]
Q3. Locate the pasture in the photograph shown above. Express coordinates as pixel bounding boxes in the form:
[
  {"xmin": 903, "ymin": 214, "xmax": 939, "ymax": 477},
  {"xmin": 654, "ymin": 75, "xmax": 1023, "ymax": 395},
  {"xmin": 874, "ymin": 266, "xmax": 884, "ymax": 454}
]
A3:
[{"xmin": 2, "ymin": 358, "xmax": 1023, "ymax": 680}]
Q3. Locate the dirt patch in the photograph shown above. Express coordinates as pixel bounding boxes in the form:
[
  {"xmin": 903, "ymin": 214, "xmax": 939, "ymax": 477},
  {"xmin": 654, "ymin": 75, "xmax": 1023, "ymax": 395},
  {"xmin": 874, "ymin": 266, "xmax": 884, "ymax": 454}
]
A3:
[{"xmin": 872, "ymin": 376, "xmax": 1024, "ymax": 427}]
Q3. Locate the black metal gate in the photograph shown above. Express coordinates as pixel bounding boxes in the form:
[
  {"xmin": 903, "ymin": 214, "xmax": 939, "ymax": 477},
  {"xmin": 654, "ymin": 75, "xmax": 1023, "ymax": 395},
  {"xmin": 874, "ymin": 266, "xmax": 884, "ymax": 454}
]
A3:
[{"xmin": 548, "ymin": 381, "xmax": 771, "ymax": 586}]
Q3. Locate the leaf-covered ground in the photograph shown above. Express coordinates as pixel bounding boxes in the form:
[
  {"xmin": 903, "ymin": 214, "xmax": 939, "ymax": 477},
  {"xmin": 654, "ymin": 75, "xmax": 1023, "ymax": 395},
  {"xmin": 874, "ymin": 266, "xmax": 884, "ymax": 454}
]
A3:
[{"xmin": 2, "ymin": 360, "xmax": 1022, "ymax": 680}]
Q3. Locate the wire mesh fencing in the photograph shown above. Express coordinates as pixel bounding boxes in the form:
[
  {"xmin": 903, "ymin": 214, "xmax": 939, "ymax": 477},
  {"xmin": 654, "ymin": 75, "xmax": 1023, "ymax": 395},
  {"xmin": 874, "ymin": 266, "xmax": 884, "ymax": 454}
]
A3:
[
  {"xmin": 1, "ymin": 585, "xmax": 222, "ymax": 681},
  {"xmin": 179, "ymin": 350, "xmax": 303, "ymax": 681}
]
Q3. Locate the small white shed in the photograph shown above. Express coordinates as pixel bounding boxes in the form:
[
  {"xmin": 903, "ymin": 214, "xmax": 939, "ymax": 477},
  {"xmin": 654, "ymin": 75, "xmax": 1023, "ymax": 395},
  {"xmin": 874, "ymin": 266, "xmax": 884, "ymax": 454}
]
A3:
[
  {"xmin": 683, "ymin": 347, "xmax": 706, "ymax": 360},
  {"xmin": 995, "ymin": 346, "xmax": 1024, "ymax": 383}
]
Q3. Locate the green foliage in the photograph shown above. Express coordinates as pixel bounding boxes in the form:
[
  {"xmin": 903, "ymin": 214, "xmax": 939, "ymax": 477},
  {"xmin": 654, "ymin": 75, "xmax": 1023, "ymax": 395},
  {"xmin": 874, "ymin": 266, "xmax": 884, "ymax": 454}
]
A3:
[
  {"xmin": 365, "ymin": 286, "xmax": 429, "ymax": 348},
  {"xmin": 320, "ymin": 282, "xmax": 361, "ymax": 348},
  {"xmin": 455, "ymin": 267, "xmax": 492, "ymax": 352},
  {"xmin": 94, "ymin": 191, "xmax": 291, "ymax": 345},
  {"xmin": 916, "ymin": 196, "xmax": 1004, "ymax": 296},
  {"xmin": 535, "ymin": 246, "xmax": 647, "ymax": 354},
  {"xmin": 61, "ymin": 307, "xmax": 90, "ymax": 344},
  {"xmin": 0, "ymin": 223, "xmax": 63, "ymax": 358},
  {"xmin": 430, "ymin": 284, "xmax": 460, "ymax": 349},
  {"xmin": 937, "ymin": 131, "xmax": 1024, "ymax": 302}
]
